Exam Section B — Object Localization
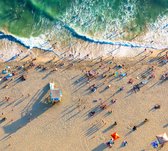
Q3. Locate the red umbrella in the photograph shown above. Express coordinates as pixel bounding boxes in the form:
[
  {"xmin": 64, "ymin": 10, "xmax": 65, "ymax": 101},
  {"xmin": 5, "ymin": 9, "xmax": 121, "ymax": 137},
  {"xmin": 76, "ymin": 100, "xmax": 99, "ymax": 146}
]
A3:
[{"xmin": 111, "ymin": 132, "xmax": 120, "ymax": 141}]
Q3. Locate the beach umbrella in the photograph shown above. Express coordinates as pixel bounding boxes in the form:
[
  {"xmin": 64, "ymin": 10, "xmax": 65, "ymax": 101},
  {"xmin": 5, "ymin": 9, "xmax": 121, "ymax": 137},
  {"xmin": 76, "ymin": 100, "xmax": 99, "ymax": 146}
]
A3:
[
  {"xmin": 156, "ymin": 133, "xmax": 168, "ymax": 144},
  {"xmin": 121, "ymin": 73, "xmax": 127, "ymax": 77},
  {"xmin": 114, "ymin": 71, "xmax": 118, "ymax": 77},
  {"xmin": 8, "ymin": 73, "xmax": 13, "ymax": 77},
  {"xmin": 2, "ymin": 70, "xmax": 7, "ymax": 74},
  {"xmin": 111, "ymin": 132, "xmax": 120, "ymax": 140}
]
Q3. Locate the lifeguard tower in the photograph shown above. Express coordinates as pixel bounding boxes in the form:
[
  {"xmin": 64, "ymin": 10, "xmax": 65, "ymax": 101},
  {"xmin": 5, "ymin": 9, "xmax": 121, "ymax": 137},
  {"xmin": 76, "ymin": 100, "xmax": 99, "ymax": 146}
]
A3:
[{"xmin": 49, "ymin": 82, "xmax": 62, "ymax": 103}]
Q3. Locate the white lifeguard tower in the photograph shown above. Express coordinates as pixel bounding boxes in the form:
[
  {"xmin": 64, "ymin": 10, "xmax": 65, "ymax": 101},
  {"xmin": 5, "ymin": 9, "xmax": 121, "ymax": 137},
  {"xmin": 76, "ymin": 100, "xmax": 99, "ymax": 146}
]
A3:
[{"xmin": 49, "ymin": 82, "xmax": 62, "ymax": 103}]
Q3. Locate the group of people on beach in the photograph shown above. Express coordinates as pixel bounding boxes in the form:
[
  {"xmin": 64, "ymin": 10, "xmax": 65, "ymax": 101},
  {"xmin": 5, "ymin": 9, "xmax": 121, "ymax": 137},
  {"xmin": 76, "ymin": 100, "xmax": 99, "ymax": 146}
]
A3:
[
  {"xmin": 0, "ymin": 47, "xmax": 167, "ymax": 150},
  {"xmin": 78, "ymin": 49, "xmax": 168, "ymax": 149}
]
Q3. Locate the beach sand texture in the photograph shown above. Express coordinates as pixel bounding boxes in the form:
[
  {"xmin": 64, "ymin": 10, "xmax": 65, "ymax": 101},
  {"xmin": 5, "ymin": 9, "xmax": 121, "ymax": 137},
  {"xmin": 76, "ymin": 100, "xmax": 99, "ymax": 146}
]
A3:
[{"xmin": 0, "ymin": 48, "xmax": 167, "ymax": 151}]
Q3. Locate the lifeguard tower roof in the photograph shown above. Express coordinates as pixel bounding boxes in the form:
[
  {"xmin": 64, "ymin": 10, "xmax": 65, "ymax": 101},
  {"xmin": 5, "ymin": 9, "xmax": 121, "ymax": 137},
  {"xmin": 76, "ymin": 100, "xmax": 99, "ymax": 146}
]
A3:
[
  {"xmin": 50, "ymin": 89, "xmax": 62, "ymax": 100},
  {"xmin": 49, "ymin": 82, "xmax": 62, "ymax": 102}
]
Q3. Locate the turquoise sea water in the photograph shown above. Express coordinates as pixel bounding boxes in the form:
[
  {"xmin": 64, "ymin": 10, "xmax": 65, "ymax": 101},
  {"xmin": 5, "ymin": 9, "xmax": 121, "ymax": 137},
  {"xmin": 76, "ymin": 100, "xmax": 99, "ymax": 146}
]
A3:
[{"xmin": 0, "ymin": 0, "xmax": 167, "ymax": 39}]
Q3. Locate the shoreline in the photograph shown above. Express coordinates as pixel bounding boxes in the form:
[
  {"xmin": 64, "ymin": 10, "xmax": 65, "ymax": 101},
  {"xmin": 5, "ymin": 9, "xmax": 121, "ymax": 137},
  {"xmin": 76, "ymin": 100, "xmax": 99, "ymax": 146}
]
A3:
[
  {"xmin": 0, "ymin": 15, "xmax": 168, "ymax": 62},
  {"xmin": 0, "ymin": 32, "xmax": 167, "ymax": 62},
  {"xmin": 0, "ymin": 2, "xmax": 168, "ymax": 150},
  {"xmin": 0, "ymin": 13, "xmax": 167, "ymax": 59}
]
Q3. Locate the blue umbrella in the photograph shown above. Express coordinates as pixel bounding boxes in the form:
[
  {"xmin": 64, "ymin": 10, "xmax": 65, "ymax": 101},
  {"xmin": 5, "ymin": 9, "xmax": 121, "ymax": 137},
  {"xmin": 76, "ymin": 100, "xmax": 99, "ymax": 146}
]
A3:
[
  {"xmin": 8, "ymin": 73, "xmax": 13, "ymax": 77},
  {"xmin": 2, "ymin": 70, "xmax": 7, "ymax": 74}
]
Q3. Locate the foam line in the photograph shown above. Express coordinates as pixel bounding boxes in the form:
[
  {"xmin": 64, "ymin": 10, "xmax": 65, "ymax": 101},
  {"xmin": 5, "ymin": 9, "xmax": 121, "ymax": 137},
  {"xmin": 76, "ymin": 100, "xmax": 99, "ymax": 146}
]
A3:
[
  {"xmin": 0, "ymin": 22, "xmax": 167, "ymax": 57},
  {"xmin": 63, "ymin": 24, "xmax": 158, "ymax": 49}
]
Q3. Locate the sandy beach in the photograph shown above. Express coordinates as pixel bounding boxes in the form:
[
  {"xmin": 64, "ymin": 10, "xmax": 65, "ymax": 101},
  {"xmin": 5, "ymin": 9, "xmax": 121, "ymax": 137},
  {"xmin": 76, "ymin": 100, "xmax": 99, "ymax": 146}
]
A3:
[
  {"xmin": 0, "ymin": 0, "xmax": 168, "ymax": 150},
  {"xmin": 0, "ymin": 47, "xmax": 167, "ymax": 151}
]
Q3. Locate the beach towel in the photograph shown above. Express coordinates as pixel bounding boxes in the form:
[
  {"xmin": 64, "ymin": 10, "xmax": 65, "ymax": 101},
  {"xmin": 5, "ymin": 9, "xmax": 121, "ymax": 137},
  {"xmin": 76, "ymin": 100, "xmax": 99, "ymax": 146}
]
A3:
[{"xmin": 151, "ymin": 141, "xmax": 159, "ymax": 148}]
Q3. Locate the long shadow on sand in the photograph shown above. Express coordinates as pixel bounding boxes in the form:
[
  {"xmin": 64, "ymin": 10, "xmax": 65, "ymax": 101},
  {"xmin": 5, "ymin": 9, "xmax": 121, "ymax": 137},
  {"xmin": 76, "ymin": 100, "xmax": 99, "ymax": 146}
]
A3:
[
  {"xmin": 102, "ymin": 123, "xmax": 116, "ymax": 133},
  {"xmin": 86, "ymin": 124, "xmax": 100, "ymax": 136},
  {"xmin": 163, "ymin": 123, "xmax": 168, "ymax": 128},
  {"xmin": 2, "ymin": 84, "xmax": 52, "ymax": 139},
  {"xmin": 125, "ymin": 120, "xmax": 148, "ymax": 137},
  {"xmin": 92, "ymin": 143, "xmax": 107, "ymax": 151}
]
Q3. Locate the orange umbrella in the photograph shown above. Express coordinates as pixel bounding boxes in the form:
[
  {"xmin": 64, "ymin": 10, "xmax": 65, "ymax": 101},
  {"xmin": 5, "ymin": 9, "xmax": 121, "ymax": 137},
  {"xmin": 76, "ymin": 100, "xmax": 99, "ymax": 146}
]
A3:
[{"xmin": 111, "ymin": 132, "xmax": 120, "ymax": 140}]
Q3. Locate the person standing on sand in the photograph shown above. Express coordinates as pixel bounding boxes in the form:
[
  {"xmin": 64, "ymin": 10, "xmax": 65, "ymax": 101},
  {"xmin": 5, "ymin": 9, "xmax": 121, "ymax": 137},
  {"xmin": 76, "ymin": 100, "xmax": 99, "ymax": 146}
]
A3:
[
  {"xmin": 132, "ymin": 126, "xmax": 137, "ymax": 131},
  {"xmin": 89, "ymin": 111, "xmax": 95, "ymax": 116},
  {"xmin": 107, "ymin": 84, "xmax": 111, "ymax": 89},
  {"xmin": 144, "ymin": 118, "xmax": 148, "ymax": 123},
  {"xmin": 112, "ymin": 121, "xmax": 117, "ymax": 126},
  {"xmin": 128, "ymin": 78, "xmax": 134, "ymax": 84},
  {"xmin": 154, "ymin": 104, "xmax": 160, "ymax": 109},
  {"xmin": 5, "ymin": 97, "xmax": 10, "ymax": 101},
  {"xmin": 108, "ymin": 67, "xmax": 111, "ymax": 71},
  {"xmin": 102, "ymin": 120, "xmax": 106, "ymax": 126},
  {"xmin": 106, "ymin": 138, "xmax": 114, "ymax": 148},
  {"xmin": 119, "ymin": 86, "xmax": 124, "ymax": 91},
  {"xmin": 108, "ymin": 109, "xmax": 112, "ymax": 114},
  {"xmin": 122, "ymin": 140, "xmax": 128, "ymax": 147},
  {"xmin": 111, "ymin": 99, "xmax": 117, "ymax": 104}
]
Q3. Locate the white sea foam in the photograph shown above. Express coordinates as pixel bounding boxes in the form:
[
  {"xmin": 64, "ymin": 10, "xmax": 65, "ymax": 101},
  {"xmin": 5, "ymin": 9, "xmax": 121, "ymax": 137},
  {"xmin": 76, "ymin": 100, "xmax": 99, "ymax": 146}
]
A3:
[
  {"xmin": 15, "ymin": 34, "xmax": 52, "ymax": 51},
  {"xmin": 142, "ymin": 15, "xmax": 168, "ymax": 49},
  {"xmin": 0, "ymin": 12, "xmax": 167, "ymax": 61}
]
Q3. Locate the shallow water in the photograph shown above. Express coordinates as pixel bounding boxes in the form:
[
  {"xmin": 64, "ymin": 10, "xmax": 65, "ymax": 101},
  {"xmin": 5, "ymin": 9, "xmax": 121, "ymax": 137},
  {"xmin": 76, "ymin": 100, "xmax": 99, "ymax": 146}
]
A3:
[{"xmin": 0, "ymin": 0, "xmax": 167, "ymax": 39}]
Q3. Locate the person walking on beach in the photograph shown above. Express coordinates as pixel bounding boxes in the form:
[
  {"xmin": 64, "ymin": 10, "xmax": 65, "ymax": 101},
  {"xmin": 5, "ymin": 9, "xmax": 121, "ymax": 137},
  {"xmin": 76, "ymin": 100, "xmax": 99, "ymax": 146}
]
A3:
[
  {"xmin": 111, "ymin": 99, "xmax": 117, "ymax": 104},
  {"xmin": 119, "ymin": 86, "xmax": 124, "ymax": 91},
  {"xmin": 132, "ymin": 126, "xmax": 137, "ymax": 131},
  {"xmin": 106, "ymin": 138, "xmax": 114, "ymax": 148},
  {"xmin": 154, "ymin": 104, "xmax": 160, "ymax": 109},
  {"xmin": 122, "ymin": 140, "xmax": 128, "ymax": 147}
]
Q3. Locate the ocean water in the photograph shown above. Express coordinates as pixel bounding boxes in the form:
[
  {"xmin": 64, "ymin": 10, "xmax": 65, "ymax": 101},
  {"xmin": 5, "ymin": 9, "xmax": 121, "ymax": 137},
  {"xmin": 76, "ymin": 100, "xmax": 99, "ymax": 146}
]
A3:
[
  {"xmin": 0, "ymin": 0, "xmax": 167, "ymax": 61},
  {"xmin": 0, "ymin": 0, "xmax": 167, "ymax": 40}
]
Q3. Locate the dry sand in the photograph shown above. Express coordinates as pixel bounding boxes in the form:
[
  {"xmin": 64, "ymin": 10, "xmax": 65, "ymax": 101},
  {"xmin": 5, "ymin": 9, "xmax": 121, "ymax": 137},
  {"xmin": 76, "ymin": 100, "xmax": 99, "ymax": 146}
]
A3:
[{"xmin": 0, "ymin": 48, "xmax": 167, "ymax": 151}]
